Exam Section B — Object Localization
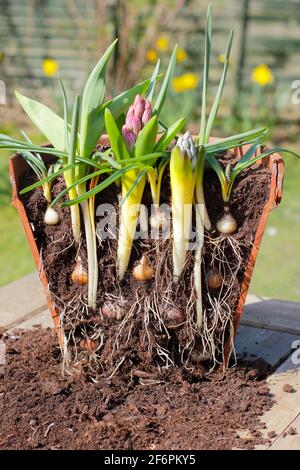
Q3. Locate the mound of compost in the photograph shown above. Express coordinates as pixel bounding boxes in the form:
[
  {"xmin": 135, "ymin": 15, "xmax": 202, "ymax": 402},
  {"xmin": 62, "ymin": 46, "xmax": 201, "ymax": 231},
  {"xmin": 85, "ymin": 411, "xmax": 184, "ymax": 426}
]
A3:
[
  {"xmin": 19, "ymin": 152, "xmax": 271, "ymax": 375},
  {"xmin": 0, "ymin": 328, "xmax": 273, "ymax": 450}
]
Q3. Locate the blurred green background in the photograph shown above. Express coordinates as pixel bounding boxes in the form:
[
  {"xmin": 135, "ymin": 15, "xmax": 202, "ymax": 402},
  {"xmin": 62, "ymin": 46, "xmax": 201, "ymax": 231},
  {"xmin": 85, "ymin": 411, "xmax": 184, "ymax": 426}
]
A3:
[{"xmin": 0, "ymin": 0, "xmax": 300, "ymax": 300}]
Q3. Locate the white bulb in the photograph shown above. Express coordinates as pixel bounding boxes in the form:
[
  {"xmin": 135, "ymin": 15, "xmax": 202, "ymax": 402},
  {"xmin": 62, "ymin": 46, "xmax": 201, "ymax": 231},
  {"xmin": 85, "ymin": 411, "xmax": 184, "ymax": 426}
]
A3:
[
  {"xmin": 44, "ymin": 207, "xmax": 59, "ymax": 225},
  {"xmin": 216, "ymin": 212, "xmax": 237, "ymax": 234}
]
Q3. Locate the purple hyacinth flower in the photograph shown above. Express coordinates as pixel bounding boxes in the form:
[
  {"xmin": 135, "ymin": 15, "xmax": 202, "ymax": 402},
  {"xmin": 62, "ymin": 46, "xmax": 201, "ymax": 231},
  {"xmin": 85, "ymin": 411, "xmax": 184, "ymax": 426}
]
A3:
[{"xmin": 122, "ymin": 125, "xmax": 136, "ymax": 151}]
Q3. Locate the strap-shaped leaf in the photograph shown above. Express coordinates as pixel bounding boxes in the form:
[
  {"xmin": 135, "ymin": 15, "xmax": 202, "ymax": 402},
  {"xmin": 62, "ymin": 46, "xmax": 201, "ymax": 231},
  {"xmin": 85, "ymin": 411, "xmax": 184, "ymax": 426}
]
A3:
[
  {"xmin": 58, "ymin": 77, "xmax": 69, "ymax": 152},
  {"xmin": 233, "ymin": 141, "xmax": 260, "ymax": 171},
  {"xmin": 19, "ymin": 161, "xmax": 81, "ymax": 194},
  {"xmin": 68, "ymin": 95, "xmax": 80, "ymax": 166},
  {"xmin": 205, "ymin": 153, "xmax": 229, "ymax": 200},
  {"xmin": 153, "ymin": 45, "xmax": 177, "ymax": 115},
  {"xmin": 62, "ymin": 164, "xmax": 140, "ymax": 206},
  {"xmin": 15, "ymin": 91, "xmax": 66, "ymax": 150},
  {"xmin": 204, "ymin": 127, "xmax": 268, "ymax": 154},
  {"xmin": 199, "ymin": 4, "xmax": 212, "ymax": 144},
  {"xmin": 104, "ymin": 108, "xmax": 130, "ymax": 161},
  {"xmin": 146, "ymin": 60, "xmax": 160, "ymax": 102},
  {"xmin": 204, "ymin": 29, "xmax": 233, "ymax": 143},
  {"xmin": 154, "ymin": 117, "xmax": 186, "ymax": 152},
  {"xmin": 51, "ymin": 167, "xmax": 114, "ymax": 207},
  {"xmin": 80, "ymin": 39, "xmax": 118, "ymax": 157},
  {"xmin": 84, "ymin": 78, "xmax": 152, "ymax": 158},
  {"xmin": 134, "ymin": 115, "xmax": 158, "ymax": 158},
  {"xmin": 120, "ymin": 168, "xmax": 147, "ymax": 207}
]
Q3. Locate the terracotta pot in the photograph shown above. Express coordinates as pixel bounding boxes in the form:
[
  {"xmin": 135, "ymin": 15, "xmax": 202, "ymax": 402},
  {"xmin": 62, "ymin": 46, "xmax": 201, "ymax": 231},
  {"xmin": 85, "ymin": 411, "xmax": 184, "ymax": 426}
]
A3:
[{"xmin": 9, "ymin": 143, "xmax": 284, "ymax": 362}]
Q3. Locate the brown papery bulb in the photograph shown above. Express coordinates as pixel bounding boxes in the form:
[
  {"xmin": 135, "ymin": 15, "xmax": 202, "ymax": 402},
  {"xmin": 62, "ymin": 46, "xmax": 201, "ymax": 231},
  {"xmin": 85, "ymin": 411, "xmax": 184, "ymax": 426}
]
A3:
[
  {"xmin": 165, "ymin": 307, "xmax": 185, "ymax": 329},
  {"xmin": 80, "ymin": 338, "xmax": 99, "ymax": 352},
  {"xmin": 133, "ymin": 255, "xmax": 153, "ymax": 282},
  {"xmin": 102, "ymin": 302, "xmax": 127, "ymax": 321},
  {"xmin": 207, "ymin": 268, "xmax": 223, "ymax": 289},
  {"xmin": 71, "ymin": 258, "xmax": 88, "ymax": 286}
]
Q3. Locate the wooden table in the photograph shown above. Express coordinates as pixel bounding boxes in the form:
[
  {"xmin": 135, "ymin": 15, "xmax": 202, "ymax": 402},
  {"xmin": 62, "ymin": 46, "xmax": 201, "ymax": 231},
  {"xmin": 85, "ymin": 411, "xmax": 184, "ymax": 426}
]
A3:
[{"xmin": 1, "ymin": 272, "xmax": 300, "ymax": 450}]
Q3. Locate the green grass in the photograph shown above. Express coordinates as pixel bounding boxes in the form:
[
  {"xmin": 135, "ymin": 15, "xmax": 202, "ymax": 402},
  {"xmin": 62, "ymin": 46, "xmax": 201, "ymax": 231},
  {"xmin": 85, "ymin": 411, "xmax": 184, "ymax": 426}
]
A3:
[{"xmin": 0, "ymin": 124, "xmax": 300, "ymax": 302}]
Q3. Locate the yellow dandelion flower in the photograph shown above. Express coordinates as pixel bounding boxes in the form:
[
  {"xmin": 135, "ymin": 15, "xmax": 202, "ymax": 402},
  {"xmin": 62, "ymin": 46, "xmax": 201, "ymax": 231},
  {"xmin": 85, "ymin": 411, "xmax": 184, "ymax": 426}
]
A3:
[
  {"xmin": 43, "ymin": 58, "xmax": 59, "ymax": 77},
  {"xmin": 155, "ymin": 36, "xmax": 169, "ymax": 51},
  {"xmin": 251, "ymin": 64, "xmax": 273, "ymax": 87},
  {"xmin": 176, "ymin": 47, "xmax": 187, "ymax": 63},
  {"xmin": 146, "ymin": 49, "xmax": 158, "ymax": 64},
  {"xmin": 172, "ymin": 73, "xmax": 199, "ymax": 93}
]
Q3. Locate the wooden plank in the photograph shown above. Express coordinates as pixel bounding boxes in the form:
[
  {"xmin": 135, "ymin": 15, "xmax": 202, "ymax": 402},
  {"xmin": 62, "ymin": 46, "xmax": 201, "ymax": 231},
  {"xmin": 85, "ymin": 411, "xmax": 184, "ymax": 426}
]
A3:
[
  {"xmin": 269, "ymin": 414, "xmax": 300, "ymax": 449},
  {"xmin": 256, "ymin": 354, "xmax": 300, "ymax": 448},
  {"xmin": 235, "ymin": 324, "xmax": 299, "ymax": 367},
  {"xmin": 241, "ymin": 299, "xmax": 300, "ymax": 335},
  {"xmin": 0, "ymin": 272, "xmax": 46, "ymax": 329},
  {"xmin": 15, "ymin": 309, "xmax": 53, "ymax": 330}
]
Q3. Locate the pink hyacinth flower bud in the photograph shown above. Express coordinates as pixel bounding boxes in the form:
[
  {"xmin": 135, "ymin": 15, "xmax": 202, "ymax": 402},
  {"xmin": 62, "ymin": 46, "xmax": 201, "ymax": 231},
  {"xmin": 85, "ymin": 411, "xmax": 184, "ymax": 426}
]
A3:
[
  {"xmin": 122, "ymin": 125, "xmax": 136, "ymax": 151},
  {"xmin": 126, "ymin": 104, "xmax": 141, "ymax": 136},
  {"xmin": 130, "ymin": 114, "xmax": 142, "ymax": 137},
  {"xmin": 133, "ymin": 94, "xmax": 146, "ymax": 120},
  {"xmin": 142, "ymin": 100, "xmax": 152, "ymax": 126}
]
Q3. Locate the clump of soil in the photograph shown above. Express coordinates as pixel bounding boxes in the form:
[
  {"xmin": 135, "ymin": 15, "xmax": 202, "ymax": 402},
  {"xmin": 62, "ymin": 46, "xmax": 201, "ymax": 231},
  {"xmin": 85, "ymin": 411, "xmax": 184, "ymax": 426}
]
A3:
[
  {"xmin": 18, "ymin": 152, "xmax": 271, "ymax": 375},
  {"xmin": 0, "ymin": 329, "xmax": 273, "ymax": 450}
]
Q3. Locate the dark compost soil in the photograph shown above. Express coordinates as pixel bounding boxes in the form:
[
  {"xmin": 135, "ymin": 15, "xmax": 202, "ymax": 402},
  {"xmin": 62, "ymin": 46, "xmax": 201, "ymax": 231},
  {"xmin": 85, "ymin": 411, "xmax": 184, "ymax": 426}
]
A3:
[
  {"xmin": 0, "ymin": 328, "xmax": 273, "ymax": 450},
  {"xmin": 18, "ymin": 151, "xmax": 271, "ymax": 375}
]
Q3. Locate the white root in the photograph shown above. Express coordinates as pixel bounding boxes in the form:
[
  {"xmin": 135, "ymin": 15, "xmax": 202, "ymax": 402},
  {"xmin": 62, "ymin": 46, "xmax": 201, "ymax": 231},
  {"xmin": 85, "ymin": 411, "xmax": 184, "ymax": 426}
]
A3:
[{"xmin": 196, "ymin": 233, "xmax": 244, "ymax": 365}]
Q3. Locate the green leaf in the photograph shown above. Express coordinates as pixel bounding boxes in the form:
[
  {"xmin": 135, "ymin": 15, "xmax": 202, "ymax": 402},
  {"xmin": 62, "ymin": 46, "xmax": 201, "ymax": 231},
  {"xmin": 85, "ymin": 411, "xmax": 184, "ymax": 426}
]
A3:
[
  {"xmin": 153, "ymin": 45, "xmax": 177, "ymax": 115},
  {"xmin": 20, "ymin": 151, "xmax": 46, "ymax": 180},
  {"xmin": 51, "ymin": 167, "xmax": 114, "ymax": 207},
  {"xmin": 119, "ymin": 152, "xmax": 167, "ymax": 165},
  {"xmin": 198, "ymin": 4, "xmax": 212, "ymax": 144},
  {"xmin": 120, "ymin": 168, "xmax": 147, "ymax": 207},
  {"xmin": 204, "ymin": 127, "xmax": 268, "ymax": 154},
  {"xmin": 68, "ymin": 95, "xmax": 80, "ymax": 166},
  {"xmin": 15, "ymin": 91, "xmax": 66, "ymax": 150},
  {"xmin": 233, "ymin": 147, "xmax": 300, "ymax": 176},
  {"xmin": 58, "ymin": 77, "xmax": 69, "ymax": 152},
  {"xmin": 204, "ymin": 30, "xmax": 233, "ymax": 143},
  {"xmin": 80, "ymin": 39, "xmax": 118, "ymax": 157},
  {"xmin": 154, "ymin": 117, "xmax": 186, "ymax": 152},
  {"xmin": 66, "ymin": 95, "xmax": 80, "ymax": 188},
  {"xmin": 205, "ymin": 154, "xmax": 228, "ymax": 199},
  {"xmin": 84, "ymin": 78, "xmax": 152, "ymax": 159},
  {"xmin": 233, "ymin": 141, "xmax": 260, "ymax": 170},
  {"xmin": 20, "ymin": 130, "xmax": 44, "ymax": 164},
  {"xmin": 19, "ymin": 161, "xmax": 80, "ymax": 195},
  {"xmin": 93, "ymin": 151, "xmax": 121, "ymax": 170},
  {"xmin": 104, "ymin": 108, "xmax": 130, "ymax": 161},
  {"xmin": 62, "ymin": 164, "xmax": 140, "ymax": 206},
  {"xmin": 146, "ymin": 60, "xmax": 160, "ymax": 102},
  {"xmin": 0, "ymin": 142, "xmax": 68, "ymax": 159},
  {"xmin": 134, "ymin": 116, "xmax": 158, "ymax": 158}
]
